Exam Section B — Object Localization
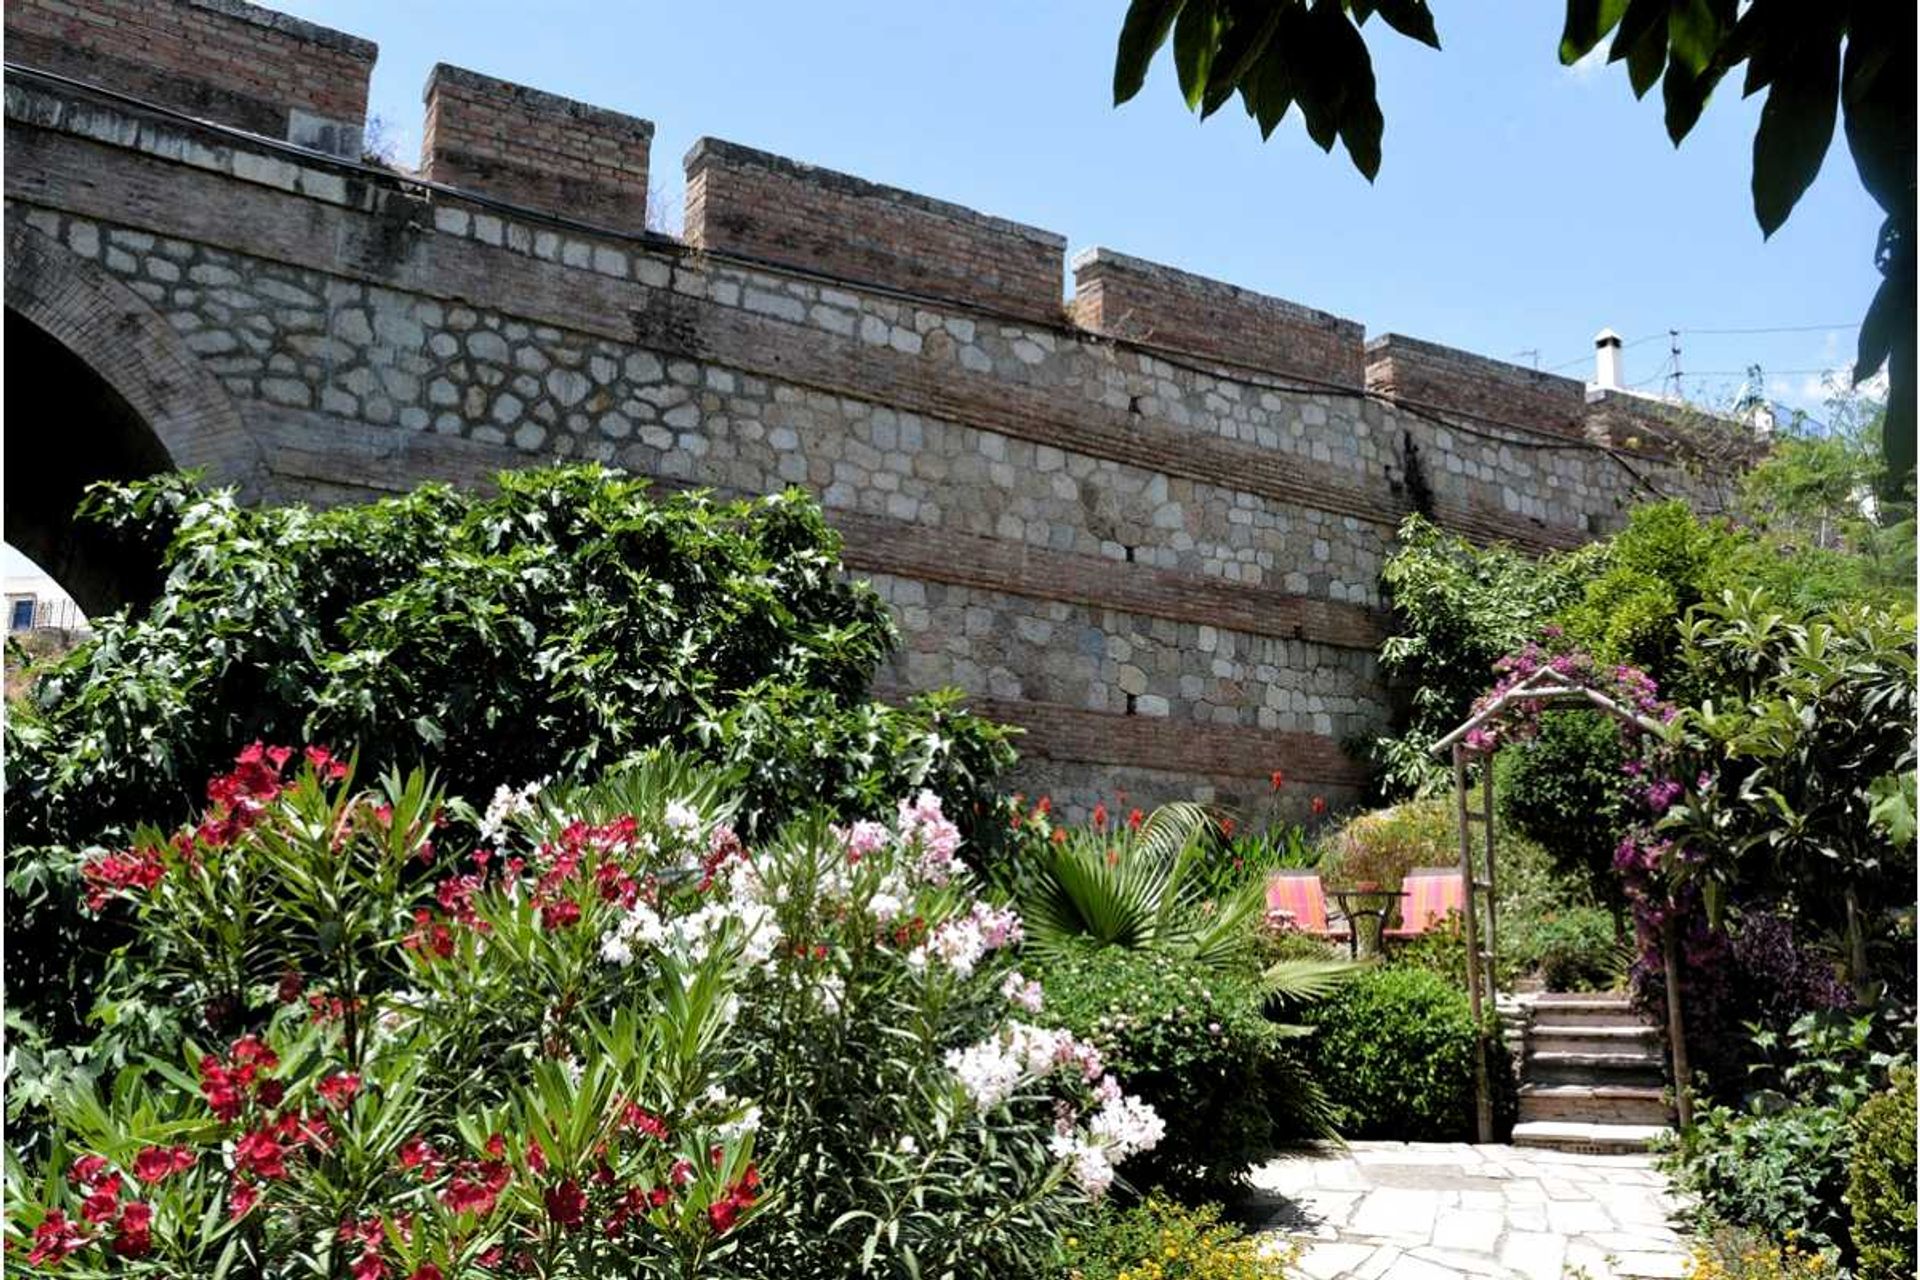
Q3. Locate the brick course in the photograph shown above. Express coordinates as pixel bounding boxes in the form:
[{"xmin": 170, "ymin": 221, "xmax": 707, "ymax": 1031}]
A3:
[
  {"xmin": 1367, "ymin": 333, "xmax": 1588, "ymax": 439},
  {"xmin": 4, "ymin": 0, "xmax": 373, "ymax": 154}
]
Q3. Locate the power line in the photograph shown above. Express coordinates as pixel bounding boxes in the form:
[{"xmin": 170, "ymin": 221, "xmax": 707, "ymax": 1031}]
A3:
[
  {"xmin": 1680, "ymin": 322, "xmax": 1860, "ymax": 336},
  {"xmin": 1540, "ymin": 323, "xmax": 1858, "ymax": 374}
]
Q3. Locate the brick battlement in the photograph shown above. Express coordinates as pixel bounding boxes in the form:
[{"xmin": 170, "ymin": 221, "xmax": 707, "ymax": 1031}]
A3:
[
  {"xmin": 684, "ymin": 137, "xmax": 1067, "ymax": 324},
  {"xmin": 421, "ymin": 64, "xmax": 653, "ymax": 230},
  {"xmin": 1071, "ymin": 247, "xmax": 1366, "ymax": 387},
  {"xmin": 1365, "ymin": 333, "xmax": 1589, "ymax": 438},
  {"xmin": 4, "ymin": 0, "xmax": 374, "ymax": 156}
]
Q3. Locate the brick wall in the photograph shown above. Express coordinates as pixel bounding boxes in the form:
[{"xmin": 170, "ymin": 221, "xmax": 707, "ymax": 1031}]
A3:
[
  {"xmin": 683, "ymin": 137, "xmax": 1066, "ymax": 324},
  {"xmin": 3, "ymin": 0, "xmax": 374, "ymax": 155},
  {"xmin": 1366, "ymin": 333, "xmax": 1588, "ymax": 438},
  {"xmin": 420, "ymin": 64, "xmax": 653, "ymax": 230},
  {"xmin": 1071, "ymin": 248, "xmax": 1366, "ymax": 388}
]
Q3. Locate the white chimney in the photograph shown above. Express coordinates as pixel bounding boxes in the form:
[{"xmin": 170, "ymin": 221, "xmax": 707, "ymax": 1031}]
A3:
[{"xmin": 1594, "ymin": 328, "xmax": 1624, "ymax": 390}]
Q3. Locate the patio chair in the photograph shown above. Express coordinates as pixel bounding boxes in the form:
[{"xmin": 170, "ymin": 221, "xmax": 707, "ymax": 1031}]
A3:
[
  {"xmin": 1384, "ymin": 867, "xmax": 1467, "ymax": 939},
  {"xmin": 1264, "ymin": 870, "xmax": 1351, "ymax": 942}
]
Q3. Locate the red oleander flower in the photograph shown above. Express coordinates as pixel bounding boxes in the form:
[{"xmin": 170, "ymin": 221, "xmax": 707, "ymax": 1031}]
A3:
[
  {"xmin": 1311, "ymin": 795, "xmax": 1328, "ymax": 816},
  {"xmin": 68, "ymin": 1155, "xmax": 109, "ymax": 1188},
  {"xmin": 544, "ymin": 1179, "xmax": 587, "ymax": 1230},
  {"xmin": 525, "ymin": 1138, "xmax": 548, "ymax": 1174},
  {"xmin": 304, "ymin": 745, "xmax": 348, "ymax": 781},
  {"xmin": 27, "ymin": 1210, "xmax": 92, "ymax": 1266},
  {"xmin": 79, "ymin": 1173, "xmax": 123, "ymax": 1225},
  {"xmin": 1127, "ymin": 808, "xmax": 1144, "ymax": 830},
  {"xmin": 131, "ymin": 1145, "xmax": 194, "ymax": 1184},
  {"xmin": 228, "ymin": 1177, "xmax": 260, "ymax": 1220},
  {"xmin": 110, "ymin": 1201, "xmax": 153, "ymax": 1258},
  {"xmin": 1051, "ymin": 829, "xmax": 1068, "ymax": 846},
  {"xmin": 620, "ymin": 1102, "xmax": 670, "ymax": 1142},
  {"xmin": 410, "ymin": 1266, "xmax": 445, "ymax": 1280},
  {"xmin": 398, "ymin": 1136, "xmax": 440, "ymax": 1179},
  {"xmin": 1270, "ymin": 769, "xmax": 1286, "ymax": 791},
  {"xmin": 1091, "ymin": 803, "xmax": 1107, "ymax": 831},
  {"xmin": 234, "ymin": 1129, "xmax": 287, "ymax": 1181},
  {"xmin": 1221, "ymin": 818, "xmax": 1236, "ymax": 837},
  {"xmin": 541, "ymin": 900, "xmax": 582, "ymax": 931},
  {"xmin": 317, "ymin": 1073, "xmax": 362, "ymax": 1109}
]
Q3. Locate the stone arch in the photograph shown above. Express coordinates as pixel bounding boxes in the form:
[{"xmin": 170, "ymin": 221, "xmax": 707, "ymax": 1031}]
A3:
[{"xmin": 4, "ymin": 221, "xmax": 264, "ymax": 614}]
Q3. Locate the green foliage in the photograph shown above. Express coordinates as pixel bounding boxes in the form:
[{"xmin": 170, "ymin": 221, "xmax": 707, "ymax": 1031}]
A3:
[
  {"xmin": 1110, "ymin": 3, "xmax": 1915, "ymax": 490},
  {"xmin": 1665, "ymin": 1011, "xmax": 1903, "ymax": 1261},
  {"xmin": 1526, "ymin": 907, "xmax": 1628, "ymax": 993},
  {"xmin": 1299, "ymin": 965, "xmax": 1509, "ymax": 1141},
  {"xmin": 1035, "ymin": 945, "xmax": 1330, "ymax": 1196},
  {"xmin": 1016, "ymin": 802, "xmax": 1266, "ymax": 973},
  {"xmin": 5, "ymin": 468, "xmax": 1016, "ymax": 1047},
  {"xmin": 1847, "ymin": 1065, "xmax": 1918, "ymax": 1280},
  {"xmin": 1496, "ymin": 711, "xmax": 1631, "ymax": 916},
  {"xmin": 1046, "ymin": 1195, "xmax": 1297, "ymax": 1280},
  {"xmin": 1374, "ymin": 514, "xmax": 1598, "ymax": 794},
  {"xmin": 1660, "ymin": 590, "xmax": 1917, "ymax": 996},
  {"xmin": 1315, "ymin": 796, "xmax": 1461, "ymax": 891}
]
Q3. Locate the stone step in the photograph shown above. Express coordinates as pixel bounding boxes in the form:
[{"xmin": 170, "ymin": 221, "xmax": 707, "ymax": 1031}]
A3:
[
  {"xmin": 1527, "ymin": 1051, "xmax": 1667, "ymax": 1087},
  {"xmin": 1526, "ymin": 994, "xmax": 1648, "ymax": 1027},
  {"xmin": 1518, "ymin": 1082, "xmax": 1674, "ymax": 1126},
  {"xmin": 1530, "ymin": 1025, "xmax": 1663, "ymax": 1057},
  {"xmin": 1510, "ymin": 1119, "xmax": 1671, "ymax": 1154}
]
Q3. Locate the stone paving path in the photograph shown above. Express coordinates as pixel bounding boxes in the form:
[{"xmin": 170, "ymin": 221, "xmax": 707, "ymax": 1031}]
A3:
[{"xmin": 1245, "ymin": 1141, "xmax": 1691, "ymax": 1280}]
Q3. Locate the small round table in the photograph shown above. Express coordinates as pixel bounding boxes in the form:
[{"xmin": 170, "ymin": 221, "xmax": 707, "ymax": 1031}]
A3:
[{"xmin": 1326, "ymin": 886, "xmax": 1409, "ymax": 959}]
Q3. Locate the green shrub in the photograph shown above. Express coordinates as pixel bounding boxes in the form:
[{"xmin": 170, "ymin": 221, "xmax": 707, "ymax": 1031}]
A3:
[
  {"xmin": 1317, "ymin": 798, "xmax": 1457, "ymax": 891},
  {"xmin": 5, "ymin": 468, "xmax": 1015, "ymax": 1052},
  {"xmin": 1048, "ymin": 1196, "xmax": 1296, "ymax": 1280},
  {"xmin": 1300, "ymin": 965, "xmax": 1513, "ymax": 1141},
  {"xmin": 1846, "ymin": 1066, "xmax": 1917, "ymax": 1280},
  {"xmin": 1036, "ymin": 945, "xmax": 1329, "ymax": 1196},
  {"xmin": 1520, "ymin": 907, "xmax": 1626, "ymax": 992},
  {"xmin": 1495, "ymin": 710, "xmax": 1631, "ymax": 919},
  {"xmin": 1664, "ymin": 1013, "xmax": 1895, "ymax": 1258}
]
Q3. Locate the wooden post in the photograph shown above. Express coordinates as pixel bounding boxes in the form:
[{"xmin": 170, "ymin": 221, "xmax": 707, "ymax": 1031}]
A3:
[
  {"xmin": 1662, "ymin": 911, "xmax": 1692, "ymax": 1131},
  {"xmin": 1455, "ymin": 744, "xmax": 1492, "ymax": 1144},
  {"xmin": 1480, "ymin": 757, "xmax": 1498, "ymax": 1015}
]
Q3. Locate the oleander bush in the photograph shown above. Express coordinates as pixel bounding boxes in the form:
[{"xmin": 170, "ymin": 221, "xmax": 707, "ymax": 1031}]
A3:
[
  {"xmin": 1844, "ymin": 1066, "xmax": 1916, "ymax": 1280},
  {"xmin": 1299, "ymin": 965, "xmax": 1513, "ymax": 1141},
  {"xmin": 3, "ymin": 747, "xmax": 1163, "ymax": 1278},
  {"xmin": 5, "ymin": 467, "xmax": 1015, "ymax": 1065},
  {"xmin": 1035, "ymin": 945, "xmax": 1329, "ymax": 1198},
  {"xmin": 1047, "ymin": 1195, "xmax": 1297, "ymax": 1280}
]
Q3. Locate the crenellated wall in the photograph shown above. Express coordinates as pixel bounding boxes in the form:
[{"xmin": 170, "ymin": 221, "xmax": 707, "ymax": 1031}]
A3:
[{"xmin": 1, "ymin": 0, "xmax": 1746, "ymax": 824}]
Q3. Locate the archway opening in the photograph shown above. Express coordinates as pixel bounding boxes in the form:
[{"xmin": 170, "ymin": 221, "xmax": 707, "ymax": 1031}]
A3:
[{"xmin": 3, "ymin": 307, "xmax": 174, "ymax": 616}]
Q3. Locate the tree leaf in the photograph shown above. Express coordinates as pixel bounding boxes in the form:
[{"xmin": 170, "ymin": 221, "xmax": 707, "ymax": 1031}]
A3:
[
  {"xmin": 1356, "ymin": 0, "xmax": 1441, "ymax": 51},
  {"xmin": 1559, "ymin": 0, "xmax": 1628, "ymax": 65},
  {"xmin": 1114, "ymin": 0, "xmax": 1185, "ymax": 105},
  {"xmin": 1751, "ymin": 26, "xmax": 1842, "ymax": 237},
  {"xmin": 1173, "ymin": 0, "xmax": 1222, "ymax": 110},
  {"xmin": 1607, "ymin": 0, "xmax": 1669, "ymax": 98}
]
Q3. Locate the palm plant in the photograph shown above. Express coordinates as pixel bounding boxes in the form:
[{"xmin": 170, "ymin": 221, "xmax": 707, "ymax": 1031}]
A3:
[{"xmin": 1015, "ymin": 802, "xmax": 1354, "ymax": 1003}]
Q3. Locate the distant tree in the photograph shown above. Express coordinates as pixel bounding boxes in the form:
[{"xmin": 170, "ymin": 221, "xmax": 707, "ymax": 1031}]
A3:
[{"xmin": 1110, "ymin": 1, "xmax": 1915, "ymax": 496}]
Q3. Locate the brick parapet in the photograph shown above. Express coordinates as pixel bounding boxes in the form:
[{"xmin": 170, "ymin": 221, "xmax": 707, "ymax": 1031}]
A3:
[
  {"xmin": 683, "ymin": 137, "xmax": 1067, "ymax": 325},
  {"xmin": 1367, "ymin": 333, "xmax": 1589, "ymax": 439},
  {"xmin": 1070, "ymin": 248, "xmax": 1366, "ymax": 388},
  {"xmin": 420, "ymin": 64, "xmax": 653, "ymax": 230},
  {"xmin": 4, "ymin": 0, "xmax": 373, "ymax": 156}
]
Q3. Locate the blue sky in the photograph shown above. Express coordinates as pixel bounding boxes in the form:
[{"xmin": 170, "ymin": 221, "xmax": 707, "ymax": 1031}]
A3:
[
  {"xmin": 0, "ymin": 4, "xmax": 1886, "ymax": 582},
  {"xmin": 273, "ymin": 0, "xmax": 1884, "ymax": 422}
]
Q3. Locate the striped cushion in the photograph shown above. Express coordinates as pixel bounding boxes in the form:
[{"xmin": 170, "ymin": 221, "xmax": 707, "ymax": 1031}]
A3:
[
  {"xmin": 1386, "ymin": 868, "xmax": 1465, "ymax": 937},
  {"xmin": 1264, "ymin": 872, "xmax": 1349, "ymax": 938}
]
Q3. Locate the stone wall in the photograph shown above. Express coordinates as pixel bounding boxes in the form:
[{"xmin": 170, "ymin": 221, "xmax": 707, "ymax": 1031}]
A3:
[{"xmin": 1, "ymin": 5, "xmax": 1745, "ymax": 825}]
